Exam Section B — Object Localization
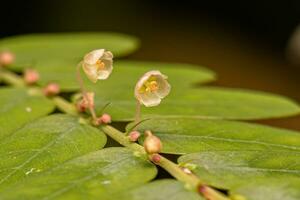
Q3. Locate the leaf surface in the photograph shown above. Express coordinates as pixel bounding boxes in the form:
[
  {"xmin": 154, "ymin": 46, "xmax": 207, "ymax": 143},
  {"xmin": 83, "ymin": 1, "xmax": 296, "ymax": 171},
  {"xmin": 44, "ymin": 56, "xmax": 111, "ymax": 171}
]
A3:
[
  {"xmin": 0, "ymin": 32, "xmax": 139, "ymax": 70},
  {"xmin": 230, "ymin": 177, "xmax": 300, "ymax": 200},
  {"xmin": 0, "ymin": 87, "xmax": 55, "ymax": 140},
  {"xmin": 0, "ymin": 147, "xmax": 157, "ymax": 200},
  {"xmin": 36, "ymin": 60, "xmax": 215, "ymax": 91},
  {"xmin": 178, "ymin": 150, "xmax": 300, "ymax": 189},
  {"xmin": 118, "ymin": 179, "xmax": 204, "ymax": 200},
  {"xmin": 94, "ymin": 86, "xmax": 300, "ymax": 121},
  {"xmin": 0, "ymin": 114, "xmax": 107, "ymax": 190},
  {"xmin": 133, "ymin": 118, "xmax": 300, "ymax": 154}
]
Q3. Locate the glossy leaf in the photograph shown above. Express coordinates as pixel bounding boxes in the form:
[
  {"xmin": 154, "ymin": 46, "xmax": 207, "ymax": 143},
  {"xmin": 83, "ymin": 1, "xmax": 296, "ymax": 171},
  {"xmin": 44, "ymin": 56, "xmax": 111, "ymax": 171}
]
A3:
[
  {"xmin": 178, "ymin": 150, "xmax": 300, "ymax": 190},
  {"xmin": 0, "ymin": 114, "xmax": 107, "ymax": 190},
  {"xmin": 133, "ymin": 118, "xmax": 300, "ymax": 154},
  {"xmin": 0, "ymin": 147, "xmax": 157, "ymax": 200},
  {"xmin": 118, "ymin": 179, "xmax": 204, "ymax": 200},
  {"xmin": 230, "ymin": 177, "xmax": 300, "ymax": 200},
  {"xmin": 0, "ymin": 32, "xmax": 139, "ymax": 70},
  {"xmin": 93, "ymin": 86, "xmax": 300, "ymax": 121},
  {"xmin": 0, "ymin": 87, "xmax": 55, "ymax": 140}
]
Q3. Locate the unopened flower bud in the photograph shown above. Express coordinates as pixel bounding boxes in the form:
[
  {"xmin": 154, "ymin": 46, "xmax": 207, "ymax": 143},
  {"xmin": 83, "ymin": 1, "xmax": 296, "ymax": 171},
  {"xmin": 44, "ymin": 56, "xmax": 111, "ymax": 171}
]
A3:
[
  {"xmin": 129, "ymin": 131, "xmax": 141, "ymax": 142},
  {"xmin": 100, "ymin": 113, "xmax": 111, "ymax": 124},
  {"xmin": 143, "ymin": 130, "xmax": 162, "ymax": 154},
  {"xmin": 24, "ymin": 69, "xmax": 39, "ymax": 85},
  {"xmin": 43, "ymin": 83, "xmax": 60, "ymax": 96},
  {"xmin": 0, "ymin": 51, "xmax": 15, "ymax": 66},
  {"xmin": 150, "ymin": 154, "xmax": 161, "ymax": 164},
  {"xmin": 76, "ymin": 92, "xmax": 94, "ymax": 112}
]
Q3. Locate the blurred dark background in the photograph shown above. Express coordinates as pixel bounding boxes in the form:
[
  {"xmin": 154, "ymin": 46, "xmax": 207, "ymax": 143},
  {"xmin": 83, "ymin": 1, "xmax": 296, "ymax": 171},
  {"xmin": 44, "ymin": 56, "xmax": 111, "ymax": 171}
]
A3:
[{"xmin": 1, "ymin": 0, "xmax": 300, "ymax": 129}]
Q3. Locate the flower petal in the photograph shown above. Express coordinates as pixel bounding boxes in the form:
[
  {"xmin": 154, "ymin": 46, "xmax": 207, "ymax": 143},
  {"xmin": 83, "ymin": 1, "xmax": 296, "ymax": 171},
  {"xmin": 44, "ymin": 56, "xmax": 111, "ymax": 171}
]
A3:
[
  {"xmin": 139, "ymin": 92, "xmax": 161, "ymax": 107},
  {"xmin": 82, "ymin": 63, "xmax": 98, "ymax": 83},
  {"xmin": 83, "ymin": 49, "xmax": 105, "ymax": 65},
  {"xmin": 155, "ymin": 75, "xmax": 171, "ymax": 98}
]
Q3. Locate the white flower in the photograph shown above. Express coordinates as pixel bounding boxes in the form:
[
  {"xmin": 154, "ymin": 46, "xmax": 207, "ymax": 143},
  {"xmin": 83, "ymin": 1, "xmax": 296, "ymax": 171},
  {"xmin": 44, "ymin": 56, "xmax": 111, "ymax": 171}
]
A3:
[
  {"xmin": 135, "ymin": 70, "xmax": 171, "ymax": 107},
  {"xmin": 82, "ymin": 49, "xmax": 113, "ymax": 83}
]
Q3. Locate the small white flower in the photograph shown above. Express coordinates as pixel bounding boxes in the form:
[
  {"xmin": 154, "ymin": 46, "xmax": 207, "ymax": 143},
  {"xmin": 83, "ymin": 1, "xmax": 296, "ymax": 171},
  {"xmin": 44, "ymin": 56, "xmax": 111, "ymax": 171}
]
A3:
[
  {"xmin": 135, "ymin": 70, "xmax": 171, "ymax": 107},
  {"xmin": 82, "ymin": 49, "xmax": 113, "ymax": 83}
]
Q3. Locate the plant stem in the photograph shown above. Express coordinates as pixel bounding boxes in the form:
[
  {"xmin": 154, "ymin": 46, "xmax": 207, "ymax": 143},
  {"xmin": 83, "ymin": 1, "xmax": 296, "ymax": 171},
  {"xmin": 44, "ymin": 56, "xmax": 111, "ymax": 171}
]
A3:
[
  {"xmin": 51, "ymin": 96, "xmax": 78, "ymax": 116},
  {"xmin": 134, "ymin": 99, "xmax": 141, "ymax": 126},
  {"xmin": 0, "ymin": 68, "xmax": 25, "ymax": 87},
  {"xmin": 155, "ymin": 155, "xmax": 200, "ymax": 189},
  {"xmin": 101, "ymin": 125, "xmax": 145, "ymax": 153}
]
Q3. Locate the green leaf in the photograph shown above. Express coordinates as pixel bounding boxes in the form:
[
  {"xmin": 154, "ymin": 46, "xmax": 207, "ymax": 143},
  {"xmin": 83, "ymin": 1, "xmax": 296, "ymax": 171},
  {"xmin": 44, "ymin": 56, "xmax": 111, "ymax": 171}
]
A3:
[
  {"xmin": 93, "ymin": 86, "xmax": 300, "ymax": 121},
  {"xmin": 178, "ymin": 150, "xmax": 300, "ymax": 190},
  {"xmin": 0, "ymin": 32, "xmax": 139, "ymax": 71},
  {"xmin": 0, "ymin": 114, "xmax": 107, "ymax": 190},
  {"xmin": 0, "ymin": 87, "xmax": 55, "ymax": 140},
  {"xmin": 118, "ymin": 179, "xmax": 204, "ymax": 200},
  {"xmin": 133, "ymin": 118, "xmax": 300, "ymax": 154},
  {"xmin": 230, "ymin": 177, "xmax": 300, "ymax": 200},
  {"xmin": 0, "ymin": 147, "xmax": 157, "ymax": 200},
  {"xmin": 36, "ymin": 59, "xmax": 215, "ymax": 91},
  {"xmin": 233, "ymin": 178, "xmax": 300, "ymax": 200}
]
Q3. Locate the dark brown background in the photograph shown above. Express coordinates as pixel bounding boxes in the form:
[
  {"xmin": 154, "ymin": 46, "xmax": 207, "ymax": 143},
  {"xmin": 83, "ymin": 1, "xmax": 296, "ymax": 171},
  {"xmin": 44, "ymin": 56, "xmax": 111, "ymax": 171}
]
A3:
[{"xmin": 1, "ymin": 0, "xmax": 300, "ymax": 130}]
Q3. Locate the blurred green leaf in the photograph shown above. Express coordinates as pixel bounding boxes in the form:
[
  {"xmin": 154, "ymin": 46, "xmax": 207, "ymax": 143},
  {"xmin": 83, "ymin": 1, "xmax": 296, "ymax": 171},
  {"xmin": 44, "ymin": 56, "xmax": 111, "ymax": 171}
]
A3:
[
  {"xmin": 0, "ymin": 147, "xmax": 157, "ymax": 200},
  {"xmin": 230, "ymin": 177, "xmax": 300, "ymax": 200},
  {"xmin": 0, "ymin": 32, "xmax": 139, "ymax": 70},
  {"xmin": 37, "ymin": 60, "xmax": 216, "ymax": 91},
  {"xmin": 133, "ymin": 118, "xmax": 300, "ymax": 154},
  {"xmin": 0, "ymin": 114, "xmax": 107, "ymax": 190},
  {"xmin": 93, "ymin": 86, "xmax": 300, "ymax": 121},
  {"xmin": 0, "ymin": 87, "xmax": 55, "ymax": 140},
  {"xmin": 117, "ymin": 179, "xmax": 204, "ymax": 200}
]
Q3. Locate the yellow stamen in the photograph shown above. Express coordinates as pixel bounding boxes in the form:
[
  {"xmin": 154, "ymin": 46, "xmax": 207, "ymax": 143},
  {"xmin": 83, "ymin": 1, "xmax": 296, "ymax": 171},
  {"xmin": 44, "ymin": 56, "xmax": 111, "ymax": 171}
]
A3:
[{"xmin": 96, "ymin": 60, "xmax": 105, "ymax": 70}]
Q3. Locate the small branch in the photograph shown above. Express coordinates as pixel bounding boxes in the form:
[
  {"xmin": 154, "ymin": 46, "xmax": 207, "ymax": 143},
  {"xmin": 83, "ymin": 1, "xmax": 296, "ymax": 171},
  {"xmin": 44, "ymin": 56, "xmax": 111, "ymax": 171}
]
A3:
[
  {"xmin": 51, "ymin": 96, "xmax": 78, "ymax": 116},
  {"xmin": 101, "ymin": 125, "xmax": 145, "ymax": 153},
  {"xmin": 134, "ymin": 99, "xmax": 141, "ymax": 126},
  {"xmin": 0, "ymin": 68, "xmax": 26, "ymax": 87}
]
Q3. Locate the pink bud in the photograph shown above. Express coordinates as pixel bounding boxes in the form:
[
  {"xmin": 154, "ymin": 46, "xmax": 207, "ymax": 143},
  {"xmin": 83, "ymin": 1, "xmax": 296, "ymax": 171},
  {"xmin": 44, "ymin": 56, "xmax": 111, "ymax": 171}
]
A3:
[
  {"xmin": 129, "ymin": 131, "xmax": 141, "ymax": 142},
  {"xmin": 76, "ymin": 92, "xmax": 94, "ymax": 112},
  {"xmin": 150, "ymin": 154, "xmax": 161, "ymax": 164},
  {"xmin": 24, "ymin": 69, "xmax": 39, "ymax": 85},
  {"xmin": 0, "ymin": 51, "xmax": 15, "ymax": 66},
  {"xmin": 100, "ymin": 113, "xmax": 111, "ymax": 124},
  {"xmin": 76, "ymin": 101, "xmax": 88, "ymax": 112},
  {"xmin": 43, "ymin": 83, "xmax": 60, "ymax": 96}
]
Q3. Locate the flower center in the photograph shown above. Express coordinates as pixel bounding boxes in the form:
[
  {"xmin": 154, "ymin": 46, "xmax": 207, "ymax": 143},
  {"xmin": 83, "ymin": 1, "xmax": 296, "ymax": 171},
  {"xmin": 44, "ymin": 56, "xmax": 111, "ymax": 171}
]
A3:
[
  {"xmin": 145, "ymin": 81, "xmax": 159, "ymax": 92},
  {"xmin": 96, "ymin": 60, "xmax": 105, "ymax": 70}
]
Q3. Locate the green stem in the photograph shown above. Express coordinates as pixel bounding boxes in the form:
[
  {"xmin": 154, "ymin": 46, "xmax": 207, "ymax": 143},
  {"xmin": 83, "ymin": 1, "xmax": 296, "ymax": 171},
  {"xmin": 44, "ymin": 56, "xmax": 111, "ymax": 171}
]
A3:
[
  {"xmin": 0, "ymin": 68, "xmax": 25, "ymax": 87},
  {"xmin": 51, "ymin": 96, "xmax": 78, "ymax": 116},
  {"xmin": 101, "ymin": 125, "xmax": 145, "ymax": 153},
  {"xmin": 157, "ymin": 155, "xmax": 200, "ymax": 189}
]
